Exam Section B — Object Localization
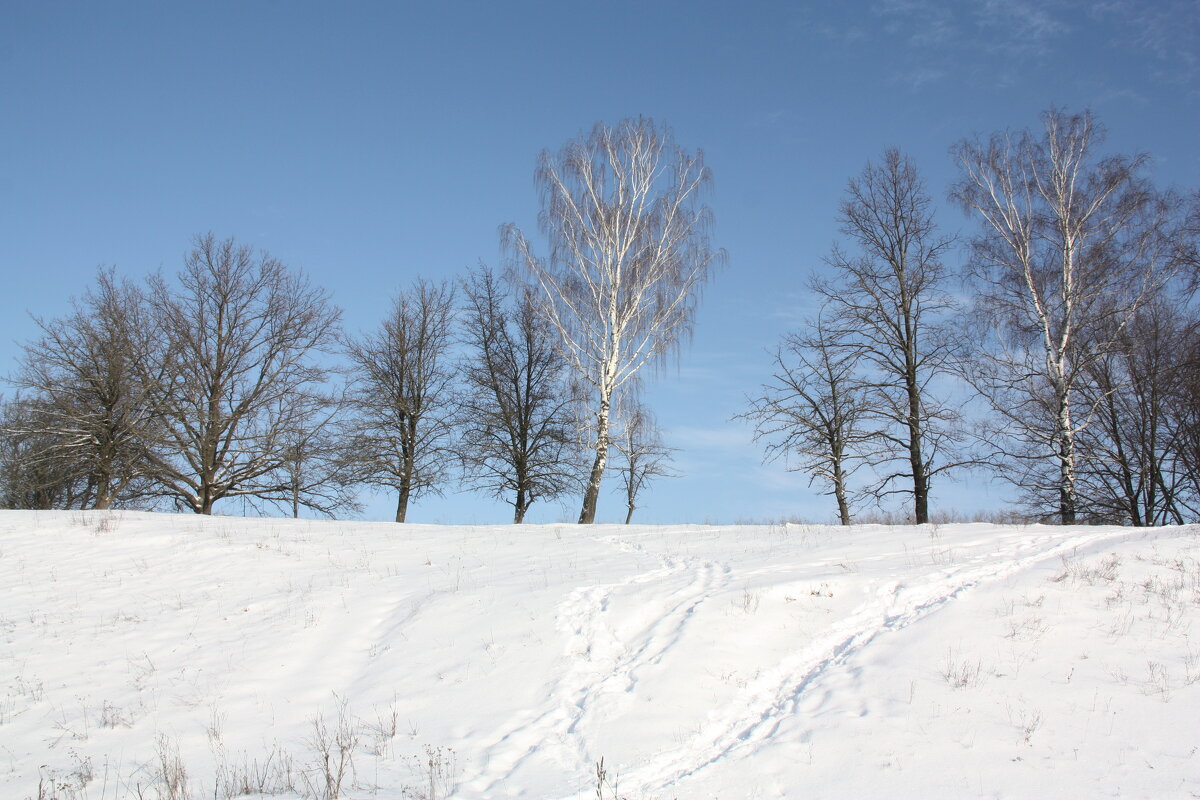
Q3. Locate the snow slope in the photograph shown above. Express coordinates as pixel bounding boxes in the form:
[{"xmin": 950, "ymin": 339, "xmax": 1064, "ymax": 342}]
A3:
[{"xmin": 1, "ymin": 512, "xmax": 1197, "ymax": 799}]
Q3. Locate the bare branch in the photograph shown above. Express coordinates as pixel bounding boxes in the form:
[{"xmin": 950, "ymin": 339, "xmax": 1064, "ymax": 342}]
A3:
[
  {"xmin": 951, "ymin": 108, "xmax": 1174, "ymax": 523},
  {"xmin": 455, "ymin": 264, "xmax": 585, "ymax": 522},
  {"xmin": 342, "ymin": 279, "xmax": 456, "ymax": 523},
  {"xmin": 141, "ymin": 233, "xmax": 343, "ymax": 515},
  {"xmin": 504, "ymin": 117, "xmax": 723, "ymax": 523}
]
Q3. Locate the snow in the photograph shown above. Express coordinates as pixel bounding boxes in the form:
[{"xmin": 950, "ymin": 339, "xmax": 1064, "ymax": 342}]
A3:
[{"xmin": 1, "ymin": 511, "xmax": 1197, "ymax": 799}]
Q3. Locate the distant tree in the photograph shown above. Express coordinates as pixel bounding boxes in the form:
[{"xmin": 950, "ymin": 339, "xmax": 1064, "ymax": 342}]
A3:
[
  {"xmin": 740, "ymin": 316, "xmax": 874, "ymax": 525},
  {"xmin": 343, "ymin": 279, "xmax": 456, "ymax": 523},
  {"xmin": 814, "ymin": 148, "xmax": 961, "ymax": 524},
  {"xmin": 5, "ymin": 268, "xmax": 167, "ymax": 508},
  {"xmin": 1171, "ymin": 321, "xmax": 1200, "ymax": 519},
  {"xmin": 1171, "ymin": 190, "xmax": 1200, "ymax": 517},
  {"xmin": 143, "ymin": 233, "xmax": 342, "ymax": 515},
  {"xmin": 611, "ymin": 396, "xmax": 676, "ymax": 524},
  {"xmin": 271, "ymin": 392, "xmax": 361, "ymax": 519},
  {"xmin": 0, "ymin": 397, "xmax": 89, "ymax": 509},
  {"xmin": 952, "ymin": 109, "xmax": 1174, "ymax": 523},
  {"xmin": 1075, "ymin": 299, "xmax": 1190, "ymax": 525},
  {"xmin": 504, "ymin": 117, "xmax": 724, "ymax": 523},
  {"xmin": 456, "ymin": 265, "xmax": 582, "ymax": 522},
  {"xmin": 1182, "ymin": 189, "xmax": 1200, "ymax": 287}
]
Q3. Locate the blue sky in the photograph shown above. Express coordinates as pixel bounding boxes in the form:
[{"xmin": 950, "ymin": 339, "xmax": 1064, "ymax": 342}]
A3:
[{"xmin": 2, "ymin": 1, "xmax": 1198, "ymax": 523}]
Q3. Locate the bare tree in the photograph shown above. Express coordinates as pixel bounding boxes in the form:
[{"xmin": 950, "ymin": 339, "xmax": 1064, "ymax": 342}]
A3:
[
  {"xmin": 343, "ymin": 279, "xmax": 456, "ymax": 523},
  {"xmin": 813, "ymin": 148, "xmax": 961, "ymax": 524},
  {"xmin": 611, "ymin": 396, "xmax": 676, "ymax": 524},
  {"xmin": 952, "ymin": 109, "xmax": 1172, "ymax": 523},
  {"xmin": 143, "ymin": 233, "xmax": 342, "ymax": 515},
  {"xmin": 0, "ymin": 396, "xmax": 90, "ymax": 509},
  {"xmin": 1181, "ymin": 189, "xmax": 1200, "ymax": 288},
  {"xmin": 1075, "ymin": 299, "xmax": 1190, "ymax": 525},
  {"xmin": 456, "ymin": 265, "xmax": 582, "ymax": 522},
  {"xmin": 1170, "ymin": 191, "xmax": 1200, "ymax": 517},
  {"xmin": 271, "ymin": 391, "xmax": 361, "ymax": 519},
  {"xmin": 6, "ymin": 268, "xmax": 167, "ymax": 508},
  {"xmin": 740, "ymin": 316, "xmax": 874, "ymax": 525},
  {"xmin": 1171, "ymin": 321, "xmax": 1200, "ymax": 520},
  {"xmin": 504, "ymin": 117, "xmax": 724, "ymax": 523}
]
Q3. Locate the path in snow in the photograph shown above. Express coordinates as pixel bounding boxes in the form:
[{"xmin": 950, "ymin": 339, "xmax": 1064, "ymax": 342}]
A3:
[{"xmin": 457, "ymin": 524, "xmax": 1147, "ymax": 798}]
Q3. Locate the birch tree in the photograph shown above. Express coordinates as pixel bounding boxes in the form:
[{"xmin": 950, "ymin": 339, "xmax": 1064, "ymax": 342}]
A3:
[
  {"xmin": 951, "ymin": 109, "xmax": 1169, "ymax": 523},
  {"xmin": 504, "ymin": 117, "xmax": 723, "ymax": 523}
]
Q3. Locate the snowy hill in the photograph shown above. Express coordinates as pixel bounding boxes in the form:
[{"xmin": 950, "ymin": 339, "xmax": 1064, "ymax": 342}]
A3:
[{"xmin": 1, "ymin": 512, "xmax": 1197, "ymax": 799}]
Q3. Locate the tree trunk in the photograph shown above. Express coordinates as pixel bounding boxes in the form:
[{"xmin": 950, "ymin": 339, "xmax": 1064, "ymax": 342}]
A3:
[
  {"xmin": 1058, "ymin": 396, "xmax": 1077, "ymax": 525},
  {"xmin": 1058, "ymin": 437, "xmax": 1077, "ymax": 525},
  {"xmin": 832, "ymin": 458, "xmax": 850, "ymax": 526},
  {"xmin": 514, "ymin": 486, "xmax": 528, "ymax": 524},
  {"xmin": 579, "ymin": 448, "xmax": 606, "ymax": 524},
  {"xmin": 395, "ymin": 485, "xmax": 410, "ymax": 523},
  {"xmin": 912, "ymin": 469, "xmax": 929, "ymax": 525},
  {"xmin": 905, "ymin": 347, "xmax": 929, "ymax": 525},
  {"xmin": 578, "ymin": 396, "xmax": 612, "ymax": 524},
  {"xmin": 91, "ymin": 460, "xmax": 113, "ymax": 510},
  {"xmin": 1059, "ymin": 480, "xmax": 1076, "ymax": 524}
]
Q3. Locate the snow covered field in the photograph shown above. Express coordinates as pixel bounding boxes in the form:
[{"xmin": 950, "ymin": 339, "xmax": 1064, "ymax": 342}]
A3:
[{"xmin": 1, "ymin": 511, "xmax": 1198, "ymax": 799}]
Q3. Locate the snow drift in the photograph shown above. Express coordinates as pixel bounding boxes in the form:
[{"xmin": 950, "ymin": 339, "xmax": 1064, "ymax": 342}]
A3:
[{"xmin": 1, "ymin": 512, "xmax": 1197, "ymax": 798}]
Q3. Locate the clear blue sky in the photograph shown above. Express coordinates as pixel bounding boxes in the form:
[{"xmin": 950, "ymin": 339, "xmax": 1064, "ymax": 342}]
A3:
[{"xmin": 3, "ymin": 1, "xmax": 1198, "ymax": 523}]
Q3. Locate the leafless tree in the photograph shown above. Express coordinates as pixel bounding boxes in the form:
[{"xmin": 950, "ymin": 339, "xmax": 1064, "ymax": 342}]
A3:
[
  {"xmin": 456, "ymin": 265, "xmax": 582, "ymax": 522},
  {"xmin": 952, "ymin": 109, "xmax": 1173, "ymax": 523},
  {"xmin": 143, "ymin": 233, "xmax": 342, "ymax": 515},
  {"xmin": 1170, "ymin": 191, "xmax": 1200, "ymax": 517},
  {"xmin": 270, "ymin": 391, "xmax": 361, "ymax": 519},
  {"xmin": 611, "ymin": 396, "xmax": 676, "ymax": 524},
  {"xmin": 1171, "ymin": 323, "xmax": 1200, "ymax": 519},
  {"xmin": 504, "ymin": 117, "xmax": 724, "ymax": 523},
  {"xmin": 1181, "ymin": 189, "xmax": 1200, "ymax": 288},
  {"xmin": 814, "ymin": 148, "xmax": 961, "ymax": 524},
  {"xmin": 1075, "ymin": 299, "xmax": 1190, "ymax": 525},
  {"xmin": 0, "ymin": 396, "xmax": 90, "ymax": 509},
  {"xmin": 5, "ymin": 268, "xmax": 168, "ymax": 508},
  {"xmin": 342, "ymin": 279, "xmax": 456, "ymax": 523},
  {"xmin": 739, "ymin": 316, "xmax": 874, "ymax": 525}
]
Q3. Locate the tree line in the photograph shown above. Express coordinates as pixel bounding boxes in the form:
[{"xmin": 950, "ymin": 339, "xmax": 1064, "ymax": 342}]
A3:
[
  {"xmin": 4, "ymin": 110, "xmax": 1198, "ymax": 526},
  {"xmin": 0, "ymin": 235, "xmax": 688, "ymax": 522},
  {"xmin": 2, "ymin": 119, "xmax": 711, "ymax": 523},
  {"xmin": 742, "ymin": 108, "xmax": 1200, "ymax": 526}
]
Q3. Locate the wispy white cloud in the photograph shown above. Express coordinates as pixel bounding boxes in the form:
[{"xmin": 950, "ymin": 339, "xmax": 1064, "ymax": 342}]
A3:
[
  {"xmin": 667, "ymin": 424, "xmax": 756, "ymax": 452},
  {"xmin": 873, "ymin": 0, "xmax": 960, "ymax": 45},
  {"xmin": 817, "ymin": 23, "xmax": 869, "ymax": 45},
  {"xmin": 1090, "ymin": 0, "xmax": 1199, "ymax": 89},
  {"xmin": 976, "ymin": 0, "xmax": 1070, "ymax": 55},
  {"xmin": 889, "ymin": 66, "xmax": 948, "ymax": 91},
  {"xmin": 747, "ymin": 109, "xmax": 803, "ymax": 130},
  {"xmin": 1092, "ymin": 86, "xmax": 1150, "ymax": 107},
  {"xmin": 869, "ymin": 0, "xmax": 1076, "ymax": 89}
]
